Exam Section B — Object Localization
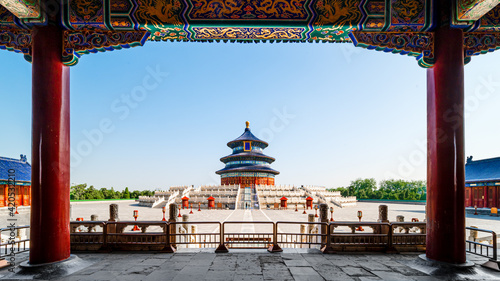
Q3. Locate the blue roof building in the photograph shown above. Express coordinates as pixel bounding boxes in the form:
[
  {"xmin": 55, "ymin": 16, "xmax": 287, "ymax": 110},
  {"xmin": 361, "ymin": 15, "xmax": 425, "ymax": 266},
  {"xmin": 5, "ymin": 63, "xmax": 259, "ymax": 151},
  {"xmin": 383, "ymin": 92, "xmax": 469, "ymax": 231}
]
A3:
[
  {"xmin": 465, "ymin": 156, "xmax": 500, "ymax": 209},
  {"xmin": 216, "ymin": 122, "xmax": 279, "ymax": 187},
  {"xmin": 0, "ymin": 154, "xmax": 31, "ymax": 207}
]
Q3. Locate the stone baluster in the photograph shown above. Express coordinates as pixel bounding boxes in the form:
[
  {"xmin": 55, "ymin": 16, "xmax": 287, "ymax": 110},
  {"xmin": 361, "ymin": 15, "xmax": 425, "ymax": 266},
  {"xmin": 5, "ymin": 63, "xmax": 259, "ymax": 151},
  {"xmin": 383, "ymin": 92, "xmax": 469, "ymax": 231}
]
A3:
[
  {"xmin": 319, "ymin": 203, "xmax": 328, "ymax": 247},
  {"xmin": 169, "ymin": 203, "xmax": 178, "ymax": 248}
]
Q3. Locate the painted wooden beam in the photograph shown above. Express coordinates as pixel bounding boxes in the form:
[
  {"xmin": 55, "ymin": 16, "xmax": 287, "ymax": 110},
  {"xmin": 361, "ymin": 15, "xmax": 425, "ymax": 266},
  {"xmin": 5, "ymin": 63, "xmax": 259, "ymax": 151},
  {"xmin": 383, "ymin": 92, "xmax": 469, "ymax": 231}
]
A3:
[
  {"xmin": 0, "ymin": 0, "xmax": 39, "ymax": 19},
  {"xmin": 455, "ymin": 0, "xmax": 500, "ymax": 21}
]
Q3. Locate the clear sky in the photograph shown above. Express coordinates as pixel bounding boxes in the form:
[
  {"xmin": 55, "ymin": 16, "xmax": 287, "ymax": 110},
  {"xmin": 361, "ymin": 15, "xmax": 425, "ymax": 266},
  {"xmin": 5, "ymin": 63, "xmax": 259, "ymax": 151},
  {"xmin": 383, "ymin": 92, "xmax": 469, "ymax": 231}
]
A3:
[{"xmin": 1, "ymin": 41, "xmax": 500, "ymax": 191}]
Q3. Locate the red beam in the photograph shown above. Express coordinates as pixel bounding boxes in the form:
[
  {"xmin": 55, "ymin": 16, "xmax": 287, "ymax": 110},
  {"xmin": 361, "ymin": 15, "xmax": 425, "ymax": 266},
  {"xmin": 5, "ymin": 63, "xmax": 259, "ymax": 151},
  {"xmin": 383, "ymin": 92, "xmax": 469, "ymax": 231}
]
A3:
[{"xmin": 30, "ymin": 25, "xmax": 71, "ymax": 265}]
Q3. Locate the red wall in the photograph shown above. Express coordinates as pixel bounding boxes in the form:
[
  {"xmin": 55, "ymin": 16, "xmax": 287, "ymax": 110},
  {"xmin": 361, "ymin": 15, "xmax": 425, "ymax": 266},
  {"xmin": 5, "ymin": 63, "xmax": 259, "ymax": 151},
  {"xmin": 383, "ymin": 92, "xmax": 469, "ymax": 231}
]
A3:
[{"xmin": 221, "ymin": 177, "xmax": 274, "ymax": 187}]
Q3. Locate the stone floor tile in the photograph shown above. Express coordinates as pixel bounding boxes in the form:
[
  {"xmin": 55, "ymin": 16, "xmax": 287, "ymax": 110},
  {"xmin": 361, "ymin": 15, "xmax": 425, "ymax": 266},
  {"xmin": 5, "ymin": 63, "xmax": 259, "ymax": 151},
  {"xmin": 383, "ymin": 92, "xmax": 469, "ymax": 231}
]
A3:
[
  {"xmin": 142, "ymin": 270, "xmax": 179, "ymax": 281},
  {"xmin": 233, "ymin": 274, "xmax": 265, "ymax": 281},
  {"xmin": 314, "ymin": 267, "xmax": 355, "ymax": 281},
  {"xmin": 388, "ymin": 265, "xmax": 429, "ymax": 276},
  {"xmin": 140, "ymin": 258, "xmax": 169, "ymax": 266},
  {"xmin": 358, "ymin": 261, "xmax": 390, "ymax": 271},
  {"xmin": 123, "ymin": 265, "xmax": 160, "ymax": 275},
  {"xmin": 341, "ymin": 266, "xmax": 374, "ymax": 277},
  {"xmin": 204, "ymin": 270, "xmax": 236, "ymax": 279},
  {"xmin": 323, "ymin": 256, "xmax": 359, "ymax": 267},
  {"xmin": 178, "ymin": 265, "xmax": 209, "ymax": 275},
  {"xmin": 172, "ymin": 273, "xmax": 206, "ymax": 281},
  {"xmin": 159, "ymin": 261, "xmax": 189, "ymax": 270},
  {"xmin": 169, "ymin": 254, "xmax": 195, "ymax": 262},
  {"xmin": 371, "ymin": 270, "xmax": 416, "ymax": 281},
  {"xmin": 289, "ymin": 266, "xmax": 323, "ymax": 276},
  {"xmin": 357, "ymin": 277, "xmax": 382, "ymax": 281},
  {"xmin": 82, "ymin": 270, "xmax": 120, "ymax": 281},
  {"xmin": 293, "ymin": 276, "xmax": 325, "ymax": 281},
  {"xmin": 284, "ymin": 259, "xmax": 311, "ymax": 267}
]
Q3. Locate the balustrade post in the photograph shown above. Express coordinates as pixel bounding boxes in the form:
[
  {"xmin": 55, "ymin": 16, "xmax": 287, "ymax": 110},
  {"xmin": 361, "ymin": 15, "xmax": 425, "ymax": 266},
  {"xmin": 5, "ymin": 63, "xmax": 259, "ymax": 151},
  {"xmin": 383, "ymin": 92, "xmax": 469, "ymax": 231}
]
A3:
[
  {"xmin": 99, "ymin": 222, "xmax": 111, "ymax": 252},
  {"xmin": 168, "ymin": 203, "xmax": 178, "ymax": 249},
  {"xmin": 386, "ymin": 223, "xmax": 396, "ymax": 253},
  {"xmin": 267, "ymin": 222, "xmax": 282, "ymax": 252},
  {"xmin": 215, "ymin": 222, "xmax": 228, "ymax": 253},
  {"xmin": 161, "ymin": 221, "xmax": 175, "ymax": 253}
]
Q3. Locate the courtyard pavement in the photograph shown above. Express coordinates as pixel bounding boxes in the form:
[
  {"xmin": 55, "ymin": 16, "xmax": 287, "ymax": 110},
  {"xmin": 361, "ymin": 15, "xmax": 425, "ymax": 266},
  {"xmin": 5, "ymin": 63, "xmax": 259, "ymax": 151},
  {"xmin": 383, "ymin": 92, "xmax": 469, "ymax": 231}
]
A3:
[
  {"xmin": 1, "ymin": 249, "xmax": 500, "ymax": 280},
  {"xmin": 2, "ymin": 201, "xmax": 500, "ymax": 280}
]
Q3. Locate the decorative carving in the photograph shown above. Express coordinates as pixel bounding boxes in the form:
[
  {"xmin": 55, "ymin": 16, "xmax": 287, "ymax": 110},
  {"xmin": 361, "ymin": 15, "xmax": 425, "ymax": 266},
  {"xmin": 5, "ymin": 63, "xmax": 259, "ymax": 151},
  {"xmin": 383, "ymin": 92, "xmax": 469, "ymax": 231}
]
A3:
[
  {"xmin": 62, "ymin": 30, "xmax": 150, "ymax": 66},
  {"xmin": 192, "ymin": 27, "xmax": 304, "ymax": 40},
  {"xmin": 188, "ymin": 0, "xmax": 309, "ymax": 20},
  {"xmin": 464, "ymin": 32, "xmax": 500, "ymax": 57},
  {"xmin": 0, "ymin": 28, "xmax": 31, "ymax": 61},
  {"xmin": 349, "ymin": 31, "xmax": 434, "ymax": 67}
]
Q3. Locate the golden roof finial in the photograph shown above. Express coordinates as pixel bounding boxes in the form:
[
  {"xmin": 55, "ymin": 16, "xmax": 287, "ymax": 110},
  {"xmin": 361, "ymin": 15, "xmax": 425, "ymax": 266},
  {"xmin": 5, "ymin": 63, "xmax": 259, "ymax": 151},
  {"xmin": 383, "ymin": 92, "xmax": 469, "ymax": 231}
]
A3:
[{"xmin": 246, "ymin": 121, "xmax": 250, "ymax": 128}]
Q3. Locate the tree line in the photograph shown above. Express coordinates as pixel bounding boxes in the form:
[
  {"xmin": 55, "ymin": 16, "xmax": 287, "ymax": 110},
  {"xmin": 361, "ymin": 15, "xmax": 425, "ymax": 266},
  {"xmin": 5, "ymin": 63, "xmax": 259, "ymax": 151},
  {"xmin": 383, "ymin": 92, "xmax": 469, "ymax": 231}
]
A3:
[
  {"xmin": 70, "ymin": 183, "xmax": 155, "ymax": 200},
  {"xmin": 329, "ymin": 178, "xmax": 426, "ymax": 200}
]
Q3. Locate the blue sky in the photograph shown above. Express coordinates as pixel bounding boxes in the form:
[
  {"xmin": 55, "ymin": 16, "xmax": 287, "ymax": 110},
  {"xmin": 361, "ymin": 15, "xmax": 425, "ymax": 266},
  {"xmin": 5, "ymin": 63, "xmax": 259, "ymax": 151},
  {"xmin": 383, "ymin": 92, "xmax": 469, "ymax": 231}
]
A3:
[{"xmin": 1, "ymin": 41, "xmax": 500, "ymax": 191}]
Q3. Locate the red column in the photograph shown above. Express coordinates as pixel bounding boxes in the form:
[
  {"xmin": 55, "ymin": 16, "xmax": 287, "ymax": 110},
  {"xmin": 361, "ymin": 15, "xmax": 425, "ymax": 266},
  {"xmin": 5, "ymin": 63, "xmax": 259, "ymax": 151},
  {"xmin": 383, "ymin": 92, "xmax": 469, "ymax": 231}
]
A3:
[
  {"xmin": 30, "ymin": 25, "xmax": 71, "ymax": 265},
  {"xmin": 426, "ymin": 24, "xmax": 465, "ymax": 264},
  {"xmin": 19, "ymin": 185, "xmax": 23, "ymax": 206}
]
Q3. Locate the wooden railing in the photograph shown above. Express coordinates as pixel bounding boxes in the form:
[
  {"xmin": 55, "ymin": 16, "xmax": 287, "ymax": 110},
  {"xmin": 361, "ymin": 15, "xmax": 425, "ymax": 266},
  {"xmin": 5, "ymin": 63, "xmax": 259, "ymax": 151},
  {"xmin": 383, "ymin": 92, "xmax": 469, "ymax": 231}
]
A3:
[
  {"xmin": 69, "ymin": 221, "xmax": 429, "ymax": 253},
  {"xmin": 0, "ymin": 225, "xmax": 30, "ymax": 258}
]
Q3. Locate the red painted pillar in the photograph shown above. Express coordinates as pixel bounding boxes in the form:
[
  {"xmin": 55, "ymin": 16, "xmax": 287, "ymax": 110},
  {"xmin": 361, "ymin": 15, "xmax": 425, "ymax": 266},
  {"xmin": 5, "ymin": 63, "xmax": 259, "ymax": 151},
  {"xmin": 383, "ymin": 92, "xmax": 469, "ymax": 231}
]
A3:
[
  {"xmin": 30, "ymin": 25, "xmax": 71, "ymax": 265},
  {"xmin": 426, "ymin": 24, "xmax": 465, "ymax": 264}
]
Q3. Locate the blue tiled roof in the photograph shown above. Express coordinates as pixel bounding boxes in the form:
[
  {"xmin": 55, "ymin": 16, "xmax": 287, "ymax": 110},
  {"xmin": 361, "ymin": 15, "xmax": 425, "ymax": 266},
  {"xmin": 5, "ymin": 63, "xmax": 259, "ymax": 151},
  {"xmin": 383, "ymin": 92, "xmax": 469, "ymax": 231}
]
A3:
[
  {"xmin": 227, "ymin": 128, "xmax": 268, "ymax": 148},
  {"xmin": 220, "ymin": 152, "xmax": 276, "ymax": 164},
  {"xmin": 216, "ymin": 165, "xmax": 280, "ymax": 175},
  {"xmin": 465, "ymin": 156, "xmax": 500, "ymax": 183},
  {"xmin": 0, "ymin": 156, "xmax": 31, "ymax": 182}
]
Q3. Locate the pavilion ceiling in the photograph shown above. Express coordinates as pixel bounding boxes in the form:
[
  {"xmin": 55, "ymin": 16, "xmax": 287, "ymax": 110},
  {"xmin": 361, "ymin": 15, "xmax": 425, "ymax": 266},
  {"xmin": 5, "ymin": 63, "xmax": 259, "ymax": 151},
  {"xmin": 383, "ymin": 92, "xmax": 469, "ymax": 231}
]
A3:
[{"xmin": 1, "ymin": 0, "xmax": 500, "ymax": 66}]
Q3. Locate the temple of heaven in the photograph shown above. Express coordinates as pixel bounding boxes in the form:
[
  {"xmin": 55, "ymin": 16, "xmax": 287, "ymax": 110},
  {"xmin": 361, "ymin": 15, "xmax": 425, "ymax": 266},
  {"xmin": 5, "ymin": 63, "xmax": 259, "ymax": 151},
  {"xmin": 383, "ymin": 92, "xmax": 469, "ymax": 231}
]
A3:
[{"xmin": 216, "ymin": 122, "xmax": 279, "ymax": 187}]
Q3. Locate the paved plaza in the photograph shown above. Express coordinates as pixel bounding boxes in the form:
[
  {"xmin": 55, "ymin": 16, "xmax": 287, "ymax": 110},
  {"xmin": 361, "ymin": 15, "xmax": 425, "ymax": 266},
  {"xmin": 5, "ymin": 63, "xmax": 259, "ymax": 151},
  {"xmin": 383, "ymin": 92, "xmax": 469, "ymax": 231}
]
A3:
[
  {"xmin": 2, "ymin": 201, "xmax": 500, "ymax": 280},
  {"xmin": 1, "ymin": 249, "xmax": 500, "ymax": 280}
]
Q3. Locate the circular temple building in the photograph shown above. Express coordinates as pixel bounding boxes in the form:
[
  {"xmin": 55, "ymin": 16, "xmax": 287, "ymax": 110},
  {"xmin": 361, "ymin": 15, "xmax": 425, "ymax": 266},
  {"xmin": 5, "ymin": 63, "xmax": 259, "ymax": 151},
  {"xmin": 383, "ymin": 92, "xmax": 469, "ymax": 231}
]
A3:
[{"xmin": 216, "ymin": 122, "xmax": 279, "ymax": 187}]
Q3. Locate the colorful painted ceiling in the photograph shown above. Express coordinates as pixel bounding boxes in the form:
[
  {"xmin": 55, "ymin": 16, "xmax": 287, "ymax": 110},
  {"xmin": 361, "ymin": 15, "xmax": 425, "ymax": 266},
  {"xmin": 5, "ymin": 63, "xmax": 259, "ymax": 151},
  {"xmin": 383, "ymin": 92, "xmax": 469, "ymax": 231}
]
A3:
[{"xmin": 1, "ymin": 0, "xmax": 500, "ymax": 66}]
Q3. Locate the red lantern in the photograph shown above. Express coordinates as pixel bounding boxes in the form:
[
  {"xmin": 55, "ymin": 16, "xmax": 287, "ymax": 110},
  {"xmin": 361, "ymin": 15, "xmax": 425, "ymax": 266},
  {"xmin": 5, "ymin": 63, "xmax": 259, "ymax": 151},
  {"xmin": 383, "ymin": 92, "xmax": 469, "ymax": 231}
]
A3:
[
  {"xmin": 356, "ymin": 210, "xmax": 364, "ymax": 231},
  {"xmin": 198, "ymin": 202, "xmax": 201, "ymax": 211},
  {"xmin": 132, "ymin": 210, "xmax": 140, "ymax": 231},
  {"xmin": 162, "ymin": 206, "xmax": 166, "ymax": 221},
  {"xmin": 178, "ymin": 205, "xmax": 182, "ymax": 217},
  {"xmin": 314, "ymin": 205, "xmax": 318, "ymax": 218},
  {"xmin": 330, "ymin": 207, "xmax": 334, "ymax": 222},
  {"xmin": 190, "ymin": 203, "xmax": 193, "ymax": 214}
]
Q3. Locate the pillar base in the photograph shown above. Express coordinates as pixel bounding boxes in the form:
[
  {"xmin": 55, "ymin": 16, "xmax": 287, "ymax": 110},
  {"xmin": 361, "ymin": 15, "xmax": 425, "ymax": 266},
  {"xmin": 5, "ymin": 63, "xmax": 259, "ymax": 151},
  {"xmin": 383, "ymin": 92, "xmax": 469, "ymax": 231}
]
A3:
[
  {"xmin": 481, "ymin": 260, "xmax": 500, "ymax": 272},
  {"xmin": 418, "ymin": 254, "xmax": 474, "ymax": 268},
  {"xmin": 160, "ymin": 245, "xmax": 177, "ymax": 253},
  {"xmin": 11, "ymin": 255, "xmax": 90, "ymax": 280},
  {"xmin": 320, "ymin": 245, "xmax": 335, "ymax": 254},
  {"xmin": 215, "ymin": 244, "xmax": 229, "ymax": 253},
  {"xmin": 267, "ymin": 244, "xmax": 283, "ymax": 253}
]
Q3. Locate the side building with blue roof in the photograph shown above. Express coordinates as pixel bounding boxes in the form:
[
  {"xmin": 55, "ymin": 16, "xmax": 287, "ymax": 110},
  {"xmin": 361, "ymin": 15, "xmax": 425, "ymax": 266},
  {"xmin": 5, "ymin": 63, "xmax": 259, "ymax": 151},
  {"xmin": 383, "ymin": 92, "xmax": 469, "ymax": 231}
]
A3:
[
  {"xmin": 465, "ymin": 156, "xmax": 500, "ymax": 209},
  {"xmin": 0, "ymin": 155, "xmax": 32, "ymax": 207}
]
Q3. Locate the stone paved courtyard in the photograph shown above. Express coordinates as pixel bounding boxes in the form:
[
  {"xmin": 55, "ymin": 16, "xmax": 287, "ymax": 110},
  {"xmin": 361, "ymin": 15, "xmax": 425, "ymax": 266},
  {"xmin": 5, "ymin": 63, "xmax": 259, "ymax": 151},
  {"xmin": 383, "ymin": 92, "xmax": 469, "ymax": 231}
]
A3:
[
  {"xmin": 2, "ymin": 201, "xmax": 500, "ymax": 280},
  {"xmin": 1, "ymin": 249, "xmax": 500, "ymax": 280}
]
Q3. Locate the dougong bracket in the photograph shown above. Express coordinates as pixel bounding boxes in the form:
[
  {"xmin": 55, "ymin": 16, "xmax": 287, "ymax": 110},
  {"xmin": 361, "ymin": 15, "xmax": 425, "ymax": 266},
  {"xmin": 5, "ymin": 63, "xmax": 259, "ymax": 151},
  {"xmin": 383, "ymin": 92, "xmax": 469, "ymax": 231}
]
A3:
[
  {"xmin": 62, "ymin": 30, "xmax": 150, "ymax": 66},
  {"xmin": 464, "ymin": 32, "xmax": 500, "ymax": 58},
  {"xmin": 0, "ymin": 28, "xmax": 32, "ymax": 61},
  {"xmin": 349, "ymin": 31, "xmax": 435, "ymax": 68}
]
